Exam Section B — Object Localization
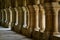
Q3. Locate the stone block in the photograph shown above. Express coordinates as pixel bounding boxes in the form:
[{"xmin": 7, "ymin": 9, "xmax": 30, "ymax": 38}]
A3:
[
  {"xmin": 21, "ymin": 28, "xmax": 32, "ymax": 37},
  {"xmin": 32, "ymin": 31, "xmax": 40, "ymax": 40}
]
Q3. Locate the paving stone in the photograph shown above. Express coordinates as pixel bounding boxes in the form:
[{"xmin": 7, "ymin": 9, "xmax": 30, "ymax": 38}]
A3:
[{"xmin": 0, "ymin": 26, "xmax": 32, "ymax": 40}]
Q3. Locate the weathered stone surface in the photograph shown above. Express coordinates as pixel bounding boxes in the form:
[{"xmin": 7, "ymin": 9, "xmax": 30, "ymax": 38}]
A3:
[{"xmin": 32, "ymin": 31, "xmax": 40, "ymax": 40}]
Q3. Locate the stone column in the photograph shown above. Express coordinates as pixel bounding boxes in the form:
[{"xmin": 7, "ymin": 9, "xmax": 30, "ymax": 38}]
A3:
[
  {"xmin": 25, "ymin": 5, "xmax": 35, "ymax": 37},
  {"xmin": 4, "ymin": 9, "xmax": 7, "ymax": 23},
  {"xmin": 33, "ymin": 5, "xmax": 40, "ymax": 31},
  {"xmin": 6, "ymin": 8, "xmax": 10, "ymax": 28},
  {"xmin": 27, "ymin": 7, "xmax": 30, "ymax": 29},
  {"xmin": 11, "ymin": 8, "xmax": 16, "ymax": 30},
  {"xmin": 14, "ymin": 8, "xmax": 18, "ymax": 26},
  {"xmin": 28, "ymin": 5, "xmax": 35, "ymax": 31},
  {"xmin": 7, "ymin": 9, "xmax": 10, "ymax": 24},
  {"xmin": 22, "ymin": 7, "xmax": 27, "ymax": 28},
  {"xmin": 3, "ymin": 9, "xmax": 8, "ymax": 28},
  {"xmin": 9, "ymin": 7, "xmax": 12, "ymax": 29},
  {"xmin": 18, "ymin": 7, "xmax": 24, "ymax": 31},
  {"xmin": 54, "ymin": 11, "xmax": 59, "ymax": 34},
  {"xmin": 52, "ymin": 2, "xmax": 60, "ymax": 35},
  {"xmin": 39, "ymin": 5, "xmax": 45, "ymax": 33}
]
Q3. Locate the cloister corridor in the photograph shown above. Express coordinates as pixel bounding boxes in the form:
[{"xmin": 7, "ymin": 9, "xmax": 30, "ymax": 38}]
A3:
[
  {"xmin": 0, "ymin": 26, "xmax": 32, "ymax": 40},
  {"xmin": 0, "ymin": 0, "xmax": 60, "ymax": 40}
]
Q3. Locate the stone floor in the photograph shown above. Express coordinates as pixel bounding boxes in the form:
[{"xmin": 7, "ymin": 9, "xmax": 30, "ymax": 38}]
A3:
[{"xmin": 0, "ymin": 26, "xmax": 32, "ymax": 40}]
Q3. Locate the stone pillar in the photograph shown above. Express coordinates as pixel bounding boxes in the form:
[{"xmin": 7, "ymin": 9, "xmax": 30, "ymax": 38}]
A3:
[
  {"xmin": 13, "ymin": 0, "xmax": 24, "ymax": 32},
  {"xmin": 52, "ymin": 2, "xmax": 60, "ymax": 35},
  {"xmin": 54, "ymin": 11, "xmax": 59, "ymax": 33},
  {"xmin": 22, "ymin": 7, "xmax": 27, "ymax": 28},
  {"xmin": 27, "ymin": 5, "xmax": 35, "ymax": 37},
  {"xmin": 21, "ymin": 6, "xmax": 27, "ymax": 34},
  {"xmin": 4, "ymin": 9, "xmax": 7, "ymax": 23},
  {"xmin": 21, "ymin": 6, "xmax": 31, "ymax": 35},
  {"xmin": 32, "ymin": 5, "xmax": 40, "ymax": 40},
  {"xmin": 10, "ymin": 0, "xmax": 18, "ymax": 31},
  {"xmin": 10, "ymin": 0, "xmax": 17, "ymax": 30},
  {"xmin": 39, "ymin": 5, "xmax": 45, "ymax": 33},
  {"xmin": 11, "ymin": 8, "xmax": 16, "ymax": 30},
  {"xmin": 9, "ymin": 7, "xmax": 12, "ymax": 29},
  {"xmin": 3, "ymin": 0, "xmax": 11, "ymax": 28},
  {"xmin": 14, "ymin": 8, "xmax": 18, "ymax": 26},
  {"xmin": 26, "ymin": 7, "xmax": 30, "ymax": 29},
  {"xmin": 6, "ymin": 8, "xmax": 10, "ymax": 28},
  {"xmin": 3, "ymin": 9, "xmax": 8, "ymax": 28},
  {"xmin": 33, "ymin": 5, "xmax": 40, "ymax": 31},
  {"xmin": 14, "ymin": 7, "xmax": 20, "ymax": 32}
]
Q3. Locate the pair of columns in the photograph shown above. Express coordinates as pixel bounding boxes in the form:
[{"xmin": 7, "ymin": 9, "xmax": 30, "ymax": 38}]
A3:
[
  {"xmin": 44, "ymin": 1, "xmax": 60, "ymax": 37},
  {"xmin": 33, "ymin": 5, "xmax": 45, "ymax": 32}
]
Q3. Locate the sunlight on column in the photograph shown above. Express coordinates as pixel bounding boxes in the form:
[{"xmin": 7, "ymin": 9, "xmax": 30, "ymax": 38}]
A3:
[
  {"xmin": 14, "ymin": 8, "xmax": 18, "ymax": 25},
  {"xmin": 40, "ymin": 5, "xmax": 45, "ymax": 33},
  {"xmin": 33, "ymin": 5, "xmax": 40, "ymax": 31},
  {"xmin": 8, "ymin": 8, "xmax": 12, "ymax": 30},
  {"xmin": 22, "ymin": 7, "xmax": 27, "ymax": 28}
]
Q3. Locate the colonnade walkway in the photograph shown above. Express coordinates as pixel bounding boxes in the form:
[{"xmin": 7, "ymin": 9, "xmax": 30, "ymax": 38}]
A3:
[{"xmin": 0, "ymin": 26, "xmax": 32, "ymax": 40}]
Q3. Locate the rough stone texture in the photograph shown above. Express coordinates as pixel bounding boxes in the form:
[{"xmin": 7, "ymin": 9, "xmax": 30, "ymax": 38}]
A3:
[
  {"xmin": 21, "ymin": 28, "xmax": 32, "ymax": 38},
  {"xmin": 32, "ymin": 31, "xmax": 40, "ymax": 40},
  {"xmin": 0, "ymin": 26, "xmax": 32, "ymax": 40}
]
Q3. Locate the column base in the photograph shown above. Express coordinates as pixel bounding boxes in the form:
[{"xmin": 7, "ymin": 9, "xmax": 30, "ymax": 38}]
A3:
[
  {"xmin": 1, "ymin": 22, "xmax": 8, "ymax": 28},
  {"xmin": 32, "ymin": 31, "xmax": 40, "ymax": 40},
  {"xmin": 21, "ymin": 27, "xmax": 32, "ymax": 37},
  {"xmin": 11, "ymin": 23, "xmax": 15, "ymax": 31},
  {"xmin": 53, "ymin": 32, "xmax": 60, "ymax": 36},
  {"xmin": 49, "ymin": 34, "xmax": 60, "ymax": 40},
  {"xmin": 13, "ymin": 25, "xmax": 21, "ymax": 33},
  {"xmin": 4, "ymin": 22, "xmax": 9, "ymax": 28},
  {"xmin": 40, "ymin": 32, "xmax": 50, "ymax": 40}
]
